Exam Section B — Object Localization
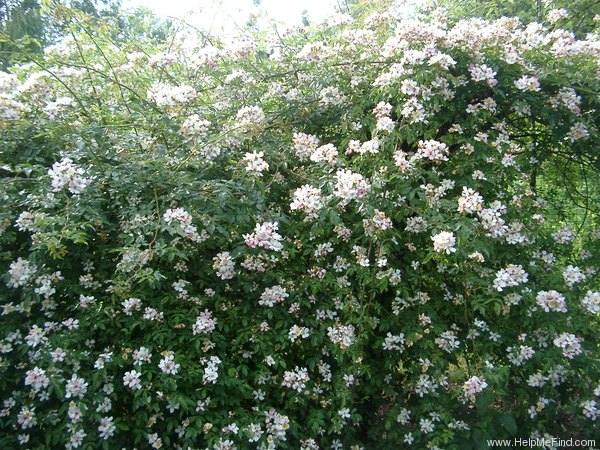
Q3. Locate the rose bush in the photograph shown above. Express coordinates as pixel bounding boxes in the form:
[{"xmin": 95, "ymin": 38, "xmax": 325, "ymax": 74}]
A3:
[{"xmin": 0, "ymin": 2, "xmax": 599, "ymax": 449}]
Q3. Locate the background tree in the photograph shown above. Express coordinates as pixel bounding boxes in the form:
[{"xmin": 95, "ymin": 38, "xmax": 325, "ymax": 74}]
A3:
[
  {"xmin": 0, "ymin": 0, "xmax": 46, "ymax": 68},
  {"xmin": 1, "ymin": 0, "xmax": 175, "ymax": 68}
]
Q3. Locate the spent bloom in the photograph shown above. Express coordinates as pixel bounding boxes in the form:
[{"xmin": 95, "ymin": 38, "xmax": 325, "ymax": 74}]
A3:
[{"xmin": 469, "ymin": 251, "xmax": 485, "ymax": 262}]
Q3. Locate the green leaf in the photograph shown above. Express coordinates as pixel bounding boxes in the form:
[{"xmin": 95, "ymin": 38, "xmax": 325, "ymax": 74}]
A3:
[{"xmin": 498, "ymin": 413, "xmax": 517, "ymax": 436}]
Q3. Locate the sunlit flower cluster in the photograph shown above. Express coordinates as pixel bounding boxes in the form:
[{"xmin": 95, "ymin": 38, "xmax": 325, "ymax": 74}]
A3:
[{"xmin": 147, "ymin": 82, "xmax": 197, "ymax": 106}]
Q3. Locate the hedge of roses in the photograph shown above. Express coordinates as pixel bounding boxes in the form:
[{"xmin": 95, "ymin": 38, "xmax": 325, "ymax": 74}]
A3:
[{"xmin": 0, "ymin": 3, "xmax": 599, "ymax": 449}]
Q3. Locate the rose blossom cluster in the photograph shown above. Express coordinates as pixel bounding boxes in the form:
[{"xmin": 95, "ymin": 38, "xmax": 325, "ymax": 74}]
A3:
[
  {"xmin": 431, "ymin": 231, "xmax": 457, "ymax": 254},
  {"xmin": 292, "ymin": 132, "xmax": 319, "ymax": 159},
  {"xmin": 290, "ymin": 185, "xmax": 325, "ymax": 219},
  {"xmin": 192, "ymin": 310, "xmax": 217, "ymax": 335},
  {"xmin": 463, "ymin": 376, "xmax": 488, "ymax": 400},
  {"xmin": 147, "ymin": 82, "xmax": 197, "ymax": 106},
  {"xmin": 334, "ymin": 169, "xmax": 371, "ymax": 203},
  {"xmin": 236, "ymin": 105, "xmax": 266, "ymax": 133},
  {"xmin": 48, "ymin": 158, "xmax": 92, "ymax": 194},
  {"xmin": 493, "ymin": 264, "xmax": 529, "ymax": 291},
  {"xmin": 457, "ymin": 187, "xmax": 484, "ymax": 213},
  {"xmin": 536, "ymin": 290, "xmax": 567, "ymax": 313},
  {"xmin": 244, "ymin": 222, "xmax": 283, "ymax": 251},
  {"xmin": 414, "ymin": 139, "xmax": 449, "ymax": 162},
  {"xmin": 553, "ymin": 333, "xmax": 583, "ymax": 359},
  {"xmin": 213, "ymin": 252, "xmax": 235, "ymax": 280},
  {"xmin": 241, "ymin": 151, "xmax": 269, "ymax": 177},
  {"xmin": 327, "ymin": 323, "xmax": 356, "ymax": 349},
  {"xmin": 259, "ymin": 285, "xmax": 289, "ymax": 307},
  {"xmin": 7, "ymin": 258, "xmax": 37, "ymax": 288},
  {"xmin": 163, "ymin": 207, "xmax": 203, "ymax": 242},
  {"xmin": 282, "ymin": 367, "xmax": 310, "ymax": 393}
]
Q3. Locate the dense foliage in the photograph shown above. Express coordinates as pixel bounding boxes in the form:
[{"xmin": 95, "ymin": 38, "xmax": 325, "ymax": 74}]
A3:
[{"xmin": 0, "ymin": 2, "xmax": 599, "ymax": 449}]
